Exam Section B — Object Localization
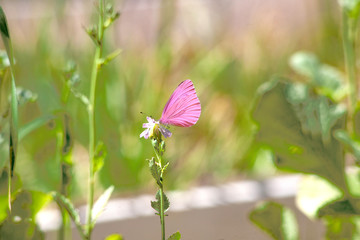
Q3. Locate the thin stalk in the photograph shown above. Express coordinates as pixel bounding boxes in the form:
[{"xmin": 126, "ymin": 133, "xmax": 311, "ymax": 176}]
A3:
[
  {"xmin": 159, "ymin": 176, "xmax": 166, "ymax": 240},
  {"xmin": 86, "ymin": 0, "xmax": 105, "ymax": 238},
  {"xmin": 341, "ymin": 10, "xmax": 360, "ymax": 213},
  {"xmin": 342, "ymin": 10, "xmax": 357, "ymax": 132},
  {"xmin": 56, "ymin": 130, "xmax": 66, "ymax": 240},
  {"xmin": 153, "ymin": 145, "xmax": 166, "ymax": 240},
  {"xmin": 59, "ymin": 75, "xmax": 72, "ymax": 240},
  {"xmin": 7, "ymin": 162, "xmax": 11, "ymax": 212}
]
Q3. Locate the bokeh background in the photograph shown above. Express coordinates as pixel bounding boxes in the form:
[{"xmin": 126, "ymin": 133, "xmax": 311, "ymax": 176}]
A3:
[{"xmin": 0, "ymin": 0, "xmax": 345, "ymax": 238}]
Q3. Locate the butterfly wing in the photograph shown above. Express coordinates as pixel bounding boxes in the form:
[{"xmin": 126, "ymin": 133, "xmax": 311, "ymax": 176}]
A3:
[{"xmin": 159, "ymin": 79, "xmax": 201, "ymax": 127}]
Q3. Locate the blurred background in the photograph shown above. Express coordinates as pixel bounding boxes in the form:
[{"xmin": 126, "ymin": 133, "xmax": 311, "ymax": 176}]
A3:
[{"xmin": 0, "ymin": 0, "xmax": 345, "ymax": 239}]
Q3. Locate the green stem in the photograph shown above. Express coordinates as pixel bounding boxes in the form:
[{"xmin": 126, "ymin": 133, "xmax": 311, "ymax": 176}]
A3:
[
  {"xmin": 8, "ymin": 163, "xmax": 11, "ymax": 212},
  {"xmin": 86, "ymin": 0, "xmax": 105, "ymax": 238},
  {"xmin": 153, "ymin": 143, "xmax": 166, "ymax": 240},
  {"xmin": 159, "ymin": 184, "xmax": 166, "ymax": 240},
  {"xmin": 56, "ymin": 130, "xmax": 66, "ymax": 240},
  {"xmin": 342, "ymin": 10, "xmax": 357, "ymax": 132}
]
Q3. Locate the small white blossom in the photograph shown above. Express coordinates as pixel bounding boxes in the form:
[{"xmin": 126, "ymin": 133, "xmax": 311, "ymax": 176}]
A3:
[{"xmin": 140, "ymin": 117, "xmax": 172, "ymax": 139}]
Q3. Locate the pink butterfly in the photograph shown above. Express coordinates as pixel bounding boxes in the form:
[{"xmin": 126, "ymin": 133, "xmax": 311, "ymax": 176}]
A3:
[{"xmin": 140, "ymin": 79, "xmax": 201, "ymax": 139}]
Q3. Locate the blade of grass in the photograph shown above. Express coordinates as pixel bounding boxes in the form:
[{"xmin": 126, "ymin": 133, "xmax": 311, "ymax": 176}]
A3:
[{"xmin": 0, "ymin": 6, "xmax": 18, "ymax": 212}]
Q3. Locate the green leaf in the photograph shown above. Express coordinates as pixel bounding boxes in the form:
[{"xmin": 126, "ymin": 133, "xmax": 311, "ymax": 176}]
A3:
[
  {"xmin": 9, "ymin": 77, "xmax": 18, "ymax": 177},
  {"xmin": 0, "ymin": 7, "xmax": 14, "ymax": 67},
  {"xmin": 0, "ymin": 190, "xmax": 49, "ymax": 240},
  {"xmin": 105, "ymin": 234, "xmax": 124, "ymax": 240},
  {"xmin": 296, "ymin": 175, "xmax": 342, "ymax": 219},
  {"xmin": 334, "ymin": 130, "xmax": 360, "ymax": 164},
  {"xmin": 249, "ymin": 201, "xmax": 299, "ymax": 240},
  {"xmin": 0, "ymin": 6, "xmax": 18, "ymax": 185},
  {"xmin": 18, "ymin": 115, "xmax": 54, "ymax": 141},
  {"xmin": 289, "ymin": 52, "xmax": 346, "ymax": 101},
  {"xmin": 51, "ymin": 191, "xmax": 84, "ymax": 238},
  {"xmin": 151, "ymin": 190, "xmax": 161, "ymax": 213},
  {"xmin": 317, "ymin": 198, "xmax": 360, "ymax": 217},
  {"xmin": 168, "ymin": 231, "xmax": 181, "ymax": 240},
  {"xmin": 91, "ymin": 185, "xmax": 114, "ymax": 227},
  {"xmin": 151, "ymin": 190, "xmax": 170, "ymax": 213},
  {"xmin": 253, "ymin": 81, "xmax": 347, "ymax": 190},
  {"xmin": 325, "ymin": 217, "xmax": 358, "ymax": 239},
  {"xmin": 93, "ymin": 141, "xmax": 107, "ymax": 173},
  {"xmin": 0, "ymin": 169, "xmax": 22, "ymax": 224},
  {"xmin": 98, "ymin": 49, "xmax": 122, "ymax": 68},
  {"xmin": 163, "ymin": 191, "xmax": 170, "ymax": 212},
  {"xmin": 338, "ymin": 0, "xmax": 360, "ymax": 19},
  {"xmin": 0, "ymin": 66, "xmax": 10, "ymax": 122},
  {"xmin": 149, "ymin": 157, "xmax": 161, "ymax": 186}
]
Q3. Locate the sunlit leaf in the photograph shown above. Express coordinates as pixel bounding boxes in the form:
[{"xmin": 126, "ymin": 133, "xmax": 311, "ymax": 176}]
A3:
[
  {"xmin": 105, "ymin": 233, "xmax": 124, "ymax": 240},
  {"xmin": 94, "ymin": 141, "xmax": 107, "ymax": 173},
  {"xmin": 338, "ymin": 0, "xmax": 360, "ymax": 19},
  {"xmin": 0, "ymin": 169, "xmax": 22, "ymax": 224},
  {"xmin": 249, "ymin": 201, "xmax": 298, "ymax": 240},
  {"xmin": 0, "ymin": 190, "xmax": 51, "ymax": 239},
  {"xmin": 325, "ymin": 217, "xmax": 358, "ymax": 240},
  {"xmin": 168, "ymin": 231, "xmax": 181, "ymax": 240},
  {"xmin": 91, "ymin": 185, "xmax": 114, "ymax": 226},
  {"xmin": 296, "ymin": 175, "xmax": 342, "ymax": 219},
  {"xmin": 253, "ymin": 81, "xmax": 347, "ymax": 190}
]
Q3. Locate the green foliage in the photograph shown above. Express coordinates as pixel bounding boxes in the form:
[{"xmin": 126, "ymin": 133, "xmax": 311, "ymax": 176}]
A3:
[
  {"xmin": 338, "ymin": 0, "xmax": 360, "ymax": 19},
  {"xmin": 253, "ymin": 80, "xmax": 347, "ymax": 190},
  {"xmin": 104, "ymin": 4, "xmax": 120, "ymax": 29},
  {"xmin": 0, "ymin": 169, "xmax": 22, "ymax": 224},
  {"xmin": 98, "ymin": 49, "xmax": 122, "ymax": 68},
  {"xmin": 168, "ymin": 231, "xmax": 181, "ymax": 240},
  {"xmin": 18, "ymin": 115, "xmax": 54, "ymax": 141},
  {"xmin": 325, "ymin": 217, "xmax": 359, "ymax": 239},
  {"xmin": 249, "ymin": 201, "xmax": 299, "ymax": 240},
  {"xmin": 0, "ymin": 190, "xmax": 51, "ymax": 240},
  {"xmin": 94, "ymin": 141, "xmax": 107, "ymax": 173},
  {"xmin": 149, "ymin": 157, "xmax": 161, "ymax": 187},
  {"xmin": 252, "ymin": 39, "xmax": 360, "ymax": 237},
  {"xmin": 296, "ymin": 175, "xmax": 342, "ymax": 219},
  {"xmin": 289, "ymin": 51, "xmax": 347, "ymax": 101},
  {"xmin": 91, "ymin": 185, "xmax": 114, "ymax": 227},
  {"xmin": 52, "ymin": 191, "xmax": 85, "ymax": 238},
  {"xmin": 151, "ymin": 190, "xmax": 170, "ymax": 214},
  {"xmin": 335, "ymin": 130, "xmax": 360, "ymax": 165},
  {"xmin": 318, "ymin": 199, "xmax": 360, "ymax": 217}
]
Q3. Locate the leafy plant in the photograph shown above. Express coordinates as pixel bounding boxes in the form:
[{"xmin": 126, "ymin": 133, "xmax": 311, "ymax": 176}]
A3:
[{"xmin": 250, "ymin": 1, "xmax": 360, "ymax": 239}]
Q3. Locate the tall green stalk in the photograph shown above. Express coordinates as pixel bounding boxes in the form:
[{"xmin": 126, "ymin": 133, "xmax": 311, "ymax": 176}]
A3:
[
  {"xmin": 86, "ymin": 0, "xmax": 105, "ymax": 238},
  {"xmin": 342, "ymin": 9, "xmax": 358, "ymax": 132},
  {"xmin": 151, "ymin": 139, "xmax": 167, "ymax": 240}
]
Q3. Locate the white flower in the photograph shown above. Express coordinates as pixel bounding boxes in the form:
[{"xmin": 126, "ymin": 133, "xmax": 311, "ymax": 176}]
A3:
[{"xmin": 140, "ymin": 117, "xmax": 172, "ymax": 139}]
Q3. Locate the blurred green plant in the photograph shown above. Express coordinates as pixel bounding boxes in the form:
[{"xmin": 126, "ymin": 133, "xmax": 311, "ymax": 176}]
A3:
[
  {"xmin": 250, "ymin": 1, "xmax": 360, "ymax": 239},
  {"xmin": 52, "ymin": 0, "xmax": 121, "ymax": 239},
  {"xmin": 0, "ymin": 5, "xmax": 18, "ymax": 212}
]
